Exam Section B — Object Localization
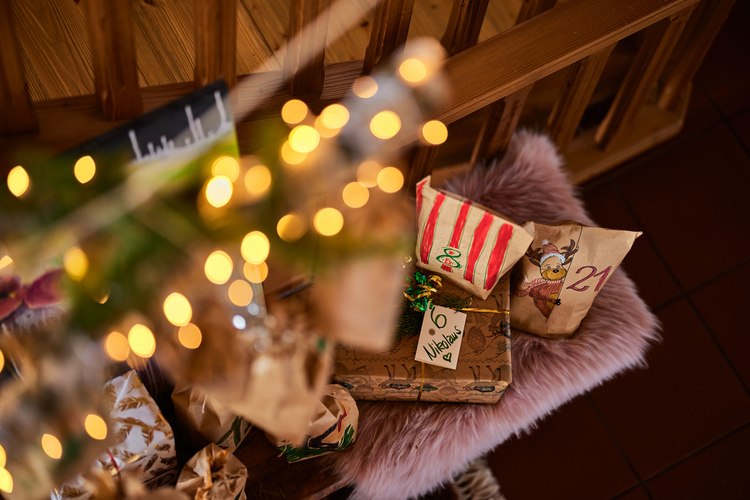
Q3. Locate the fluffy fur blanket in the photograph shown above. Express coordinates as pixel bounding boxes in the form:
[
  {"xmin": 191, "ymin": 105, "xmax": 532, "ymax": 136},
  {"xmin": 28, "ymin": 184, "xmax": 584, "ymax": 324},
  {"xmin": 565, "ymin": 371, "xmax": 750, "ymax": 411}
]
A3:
[{"xmin": 326, "ymin": 131, "xmax": 659, "ymax": 499}]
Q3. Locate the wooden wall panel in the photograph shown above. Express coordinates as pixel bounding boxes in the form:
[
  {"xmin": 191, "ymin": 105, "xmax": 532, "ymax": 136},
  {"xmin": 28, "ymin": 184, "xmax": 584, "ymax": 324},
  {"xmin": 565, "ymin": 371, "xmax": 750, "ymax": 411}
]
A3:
[
  {"xmin": 195, "ymin": 0, "xmax": 237, "ymax": 88},
  {"xmin": 0, "ymin": 0, "xmax": 37, "ymax": 135}
]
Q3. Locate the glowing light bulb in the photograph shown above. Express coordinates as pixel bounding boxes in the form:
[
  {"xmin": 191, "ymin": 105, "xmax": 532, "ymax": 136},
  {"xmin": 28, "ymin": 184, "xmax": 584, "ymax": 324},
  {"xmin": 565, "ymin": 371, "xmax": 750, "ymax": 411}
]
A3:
[
  {"xmin": 0, "ymin": 467, "xmax": 12, "ymax": 493},
  {"xmin": 421, "ymin": 120, "xmax": 448, "ymax": 145},
  {"xmin": 163, "ymin": 293, "xmax": 192, "ymax": 327},
  {"xmin": 241, "ymin": 231, "xmax": 269, "ymax": 264},
  {"xmin": 320, "ymin": 104, "xmax": 350, "ymax": 129},
  {"xmin": 357, "ymin": 161, "xmax": 381, "ymax": 188},
  {"xmin": 178, "ymin": 323, "xmax": 202, "ymax": 349},
  {"xmin": 205, "ymin": 175, "xmax": 233, "ymax": 208},
  {"xmin": 128, "ymin": 324, "xmax": 156, "ymax": 358},
  {"xmin": 0, "ymin": 444, "xmax": 5, "ymax": 468},
  {"xmin": 276, "ymin": 213, "xmax": 306, "ymax": 242},
  {"xmin": 243, "ymin": 261, "xmax": 269, "ymax": 283},
  {"xmin": 104, "ymin": 332, "xmax": 130, "ymax": 362},
  {"xmin": 84, "ymin": 414, "xmax": 107, "ymax": 440},
  {"xmin": 377, "ymin": 166, "xmax": 404, "ymax": 193},
  {"xmin": 314, "ymin": 208, "xmax": 344, "ymax": 236},
  {"xmin": 314, "ymin": 115, "xmax": 340, "ymax": 138},
  {"xmin": 244, "ymin": 165, "xmax": 272, "ymax": 195},
  {"xmin": 289, "ymin": 125, "xmax": 320, "ymax": 153},
  {"xmin": 281, "ymin": 99, "xmax": 308, "ymax": 125},
  {"xmin": 74, "ymin": 156, "xmax": 96, "ymax": 184},
  {"xmin": 280, "ymin": 141, "xmax": 307, "ymax": 165},
  {"xmin": 399, "ymin": 58, "xmax": 427, "ymax": 84},
  {"xmin": 342, "ymin": 182, "xmax": 369, "ymax": 208},
  {"xmin": 228, "ymin": 279, "xmax": 254, "ymax": 306},
  {"xmin": 7, "ymin": 166, "xmax": 29, "ymax": 197},
  {"xmin": 204, "ymin": 251, "xmax": 233, "ymax": 284},
  {"xmin": 211, "ymin": 156, "xmax": 240, "ymax": 181},
  {"xmin": 0, "ymin": 255, "xmax": 12, "ymax": 272},
  {"xmin": 41, "ymin": 433, "xmax": 63, "ymax": 459},
  {"xmin": 370, "ymin": 111, "xmax": 401, "ymax": 139},
  {"xmin": 63, "ymin": 247, "xmax": 88, "ymax": 281},
  {"xmin": 352, "ymin": 76, "xmax": 378, "ymax": 98}
]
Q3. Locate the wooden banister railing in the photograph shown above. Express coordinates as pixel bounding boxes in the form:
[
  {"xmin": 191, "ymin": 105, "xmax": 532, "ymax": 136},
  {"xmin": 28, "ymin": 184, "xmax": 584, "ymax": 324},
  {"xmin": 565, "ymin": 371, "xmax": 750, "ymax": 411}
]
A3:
[{"xmin": 0, "ymin": 0, "xmax": 736, "ymax": 186}]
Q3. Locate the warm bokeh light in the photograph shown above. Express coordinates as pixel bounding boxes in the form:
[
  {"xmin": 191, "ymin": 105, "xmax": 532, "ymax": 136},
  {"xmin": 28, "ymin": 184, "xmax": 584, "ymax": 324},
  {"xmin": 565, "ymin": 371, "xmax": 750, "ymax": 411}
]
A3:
[
  {"xmin": 280, "ymin": 141, "xmax": 307, "ymax": 165},
  {"xmin": 211, "ymin": 156, "xmax": 240, "ymax": 181},
  {"xmin": 314, "ymin": 115, "xmax": 340, "ymax": 138},
  {"xmin": 95, "ymin": 285, "xmax": 110, "ymax": 304},
  {"xmin": 228, "ymin": 279, "xmax": 254, "ymax": 306},
  {"xmin": 163, "ymin": 293, "xmax": 192, "ymax": 327},
  {"xmin": 74, "ymin": 156, "xmax": 96, "ymax": 184},
  {"xmin": 205, "ymin": 175, "xmax": 233, "ymax": 208},
  {"xmin": 289, "ymin": 125, "xmax": 320, "ymax": 153},
  {"xmin": 84, "ymin": 414, "xmax": 107, "ymax": 440},
  {"xmin": 128, "ymin": 324, "xmax": 156, "ymax": 358},
  {"xmin": 377, "ymin": 166, "xmax": 404, "ymax": 193},
  {"xmin": 0, "ymin": 256, "xmax": 12, "ymax": 272},
  {"xmin": 342, "ymin": 182, "xmax": 369, "ymax": 208},
  {"xmin": 104, "ymin": 332, "xmax": 130, "ymax": 362},
  {"xmin": 0, "ymin": 467, "xmax": 12, "ymax": 493},
  {"xmin": 243, "ymin": 261, "xmax": 269, "ymax": 283},
  {"xmin": 63, "ymin": 247, "xmax": 88, "ymax": 281},
  {"xmin": 0, "ymin": 444, "xmax": 5, "ymax": 468},
  {"xmin": 0, "ymin": 349, "xmax": 4, "ymax": 373},
  {"xmin": 204, "ymin": 250, "xmax": 233, "ymax": 284},
  {"xmin": 7, "ymin": 166, "xmax": 29, "ymax": 197},
  {"xmin": 241, "ymin": 231, "xmax": 269, "ymax": 264},
  {"xmin": 281, "ymin": 99, "xmax": 308, "ymax": 124},
  {"xmin": 357, "ymin": 160, "xmax": 381, "ymax": 188},
  {"xmin": 352, "ymin": 76, "xmax": 378, "ymax": 98},
  {"xmin": 314, "ymin": 208, "xmax": 344, "ymax": 236},
  {"xmin": 178, "ymin": 323, "xmax": 202, "ymax": 349},
  {"xmin": 276, "ymin": 213, "xmax": 306, "ymax": 242},
  {"xmin": 421, "ymin": 120, "xmax": 448, "ymax": 145},
  {"xmin": 320, "ymin": 104, "xmax": 350, "ymax": 129},
  {"xmin": 370, "ymin": 111, "xmax": 401, "ymax": 139},
  {"xmin": 41, "ymin": 434, "xmax": 63, "ymax": 459},
  {"xmin": 399, "ymin": 58, "xmax": 427, "ymax": 84},
  {"xmin": 244, "ymin": 165, "xmax": 272, "ymax": 195}
]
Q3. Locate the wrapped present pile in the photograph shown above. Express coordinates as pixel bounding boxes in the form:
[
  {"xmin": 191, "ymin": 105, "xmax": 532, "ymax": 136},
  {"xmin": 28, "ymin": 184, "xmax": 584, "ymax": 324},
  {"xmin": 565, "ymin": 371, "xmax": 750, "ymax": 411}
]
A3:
[{"xmin": 0, "ymin": 24, "xmax": 645, "ymax": 500}]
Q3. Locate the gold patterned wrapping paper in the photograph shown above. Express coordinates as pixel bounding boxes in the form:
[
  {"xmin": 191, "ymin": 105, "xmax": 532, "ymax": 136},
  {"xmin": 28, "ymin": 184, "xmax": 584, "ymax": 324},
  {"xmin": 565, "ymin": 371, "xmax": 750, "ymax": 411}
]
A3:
[
  {"xmin": 332, "ymin": 274, "xmax": 512, "ymax": 403},
  {"xmin": 52, "ymin": 371, "xmax": 178, "ymax": 500}
]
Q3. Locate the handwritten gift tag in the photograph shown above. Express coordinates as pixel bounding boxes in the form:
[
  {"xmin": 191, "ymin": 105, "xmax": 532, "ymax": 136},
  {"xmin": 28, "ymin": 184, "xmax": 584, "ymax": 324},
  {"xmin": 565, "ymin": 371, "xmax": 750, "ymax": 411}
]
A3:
[{"xmin": 414, "ymin": 304, "xmax": 467, "ymax": 369}]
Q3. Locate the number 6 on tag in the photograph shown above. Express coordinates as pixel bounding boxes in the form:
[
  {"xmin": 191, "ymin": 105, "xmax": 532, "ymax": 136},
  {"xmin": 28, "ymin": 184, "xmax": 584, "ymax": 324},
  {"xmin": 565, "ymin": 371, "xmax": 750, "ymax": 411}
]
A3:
[{"xmin": 414, "ymin": 304, "xmax": 467, "ymax": 370}]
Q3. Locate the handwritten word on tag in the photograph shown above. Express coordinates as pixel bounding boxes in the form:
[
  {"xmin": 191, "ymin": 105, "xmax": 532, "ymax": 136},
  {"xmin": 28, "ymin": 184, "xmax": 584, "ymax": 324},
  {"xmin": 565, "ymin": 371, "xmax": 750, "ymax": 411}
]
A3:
[{"xmin": 414, "ymin": 304, "xmax": 467, "ymax": 370}]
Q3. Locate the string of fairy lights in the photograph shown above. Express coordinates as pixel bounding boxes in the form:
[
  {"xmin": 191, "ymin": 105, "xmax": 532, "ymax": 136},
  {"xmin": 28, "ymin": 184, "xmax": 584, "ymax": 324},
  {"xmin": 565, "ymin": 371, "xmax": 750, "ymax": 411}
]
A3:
[{"xmin": 0, "ymin": 50, "xmax": 449, "ymax": 495}]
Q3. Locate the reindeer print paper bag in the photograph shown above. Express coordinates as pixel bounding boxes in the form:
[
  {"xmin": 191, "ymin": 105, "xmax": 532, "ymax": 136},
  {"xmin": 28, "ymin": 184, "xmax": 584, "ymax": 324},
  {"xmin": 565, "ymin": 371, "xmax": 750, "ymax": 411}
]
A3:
[
  {"xmin": 416, "ymin": 176, "xmax": 533, "ymax": 299},
  {"xmin": 511, "ymin": 221, "xmax": 641, "ymax": 338}
]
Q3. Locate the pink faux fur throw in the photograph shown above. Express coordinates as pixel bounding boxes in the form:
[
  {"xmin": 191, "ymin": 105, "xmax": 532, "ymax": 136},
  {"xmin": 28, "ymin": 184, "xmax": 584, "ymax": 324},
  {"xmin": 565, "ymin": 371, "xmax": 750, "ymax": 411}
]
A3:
[{"xmin": 326, "ymin": 131, "xmax": 659, "ymax": 499}]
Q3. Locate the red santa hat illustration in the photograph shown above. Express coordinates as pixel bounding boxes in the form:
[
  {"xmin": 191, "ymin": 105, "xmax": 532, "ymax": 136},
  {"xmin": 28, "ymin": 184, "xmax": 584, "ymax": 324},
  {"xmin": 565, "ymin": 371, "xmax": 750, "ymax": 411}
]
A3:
[{"xmin": 539, "ymin": 240, "xmax": 567, "ymax": 265}]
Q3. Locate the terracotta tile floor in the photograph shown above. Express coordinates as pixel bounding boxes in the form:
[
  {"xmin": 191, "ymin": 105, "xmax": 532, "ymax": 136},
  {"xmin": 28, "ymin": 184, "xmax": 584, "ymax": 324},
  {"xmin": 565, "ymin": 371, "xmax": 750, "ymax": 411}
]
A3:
[{"xmin": 426, "ymin": 5, "xmax": 750, "ymax": 499}]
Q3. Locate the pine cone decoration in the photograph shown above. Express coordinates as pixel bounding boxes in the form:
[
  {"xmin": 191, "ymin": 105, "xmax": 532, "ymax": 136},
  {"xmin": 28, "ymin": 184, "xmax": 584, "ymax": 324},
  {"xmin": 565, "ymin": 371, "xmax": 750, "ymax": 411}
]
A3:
[{"xmin": 466, "ymin": 325, "xmax": 486, "ymax": 353}]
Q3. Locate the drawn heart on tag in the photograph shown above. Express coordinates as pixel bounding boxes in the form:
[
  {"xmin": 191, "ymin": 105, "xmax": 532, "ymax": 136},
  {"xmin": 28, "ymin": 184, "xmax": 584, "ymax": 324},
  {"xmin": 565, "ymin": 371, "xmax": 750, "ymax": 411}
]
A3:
[{"xmin": 442, "ymin": 353, "xmax": 452, "ymax": 363}]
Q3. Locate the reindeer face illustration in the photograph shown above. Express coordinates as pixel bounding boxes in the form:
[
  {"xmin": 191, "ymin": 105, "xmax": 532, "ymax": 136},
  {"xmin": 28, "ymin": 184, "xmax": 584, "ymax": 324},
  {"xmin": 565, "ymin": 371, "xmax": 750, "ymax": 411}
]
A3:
[{"xmin": 540, "ymin": 255, "xmax": 566, "ymax": 280}]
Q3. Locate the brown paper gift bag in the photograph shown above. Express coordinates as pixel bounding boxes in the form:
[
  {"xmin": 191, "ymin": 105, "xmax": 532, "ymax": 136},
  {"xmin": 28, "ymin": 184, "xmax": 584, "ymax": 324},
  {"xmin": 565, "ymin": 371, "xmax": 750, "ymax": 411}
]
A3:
[
  {"xmin": 171, "ymin": 383, "xmax": 252, "ymax": 452},
  {"xmin": 510, "ymin": 221, "xmax": 641, "ymax": 338},
  {"xmin": 176, "ymin": 444, "xmax": 247, "ymax": 500},
  {"xmin": 266, "ymin": 384, "xmax": 358, "ymax": 462},
  {"xmin": 415, "ymin": 176, "xmax": 533, "ymax": 299}
]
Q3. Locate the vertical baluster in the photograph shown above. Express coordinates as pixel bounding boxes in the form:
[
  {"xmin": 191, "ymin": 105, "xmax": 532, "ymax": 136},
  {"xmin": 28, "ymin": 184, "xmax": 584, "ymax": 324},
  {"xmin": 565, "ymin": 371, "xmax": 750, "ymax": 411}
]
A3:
[
  {"xmin": 659, "ymin": 0, "xmax": 736, "ymax": 112},
  {"xmin": 85, "ymin": 0, "xmax": 142, "ymax": 120},
  {"xmin": 595, "ymin": 5, "xmax": 696, "ymax": 148},
  {"xmin": 406, "ymin": 144, "xmax": 440, "ymax": 191},
  {"xmin": 469, "ymin": 86, "xmax": 533, "ymax": 165},
  {"xmin": 0, "ymin": 0, "xmax": 37, "ymax": 135},
  {"xmin": 546, "ymin": 44, "xmax": 616, "ymax": 153},
  {"xmin": 441, "ymin": 0, "xmax": 490, "ymax": 56},
  {"xmin": 195, "ymin": 0, "xmax": 237, "ymax": 89},
  {"xmin": 285, "ymin": 0, "xmax": 331, "ymax": 96},
  {"xmin": 363, "ymin": 0, "xmax": 416, "ymax": 74}
]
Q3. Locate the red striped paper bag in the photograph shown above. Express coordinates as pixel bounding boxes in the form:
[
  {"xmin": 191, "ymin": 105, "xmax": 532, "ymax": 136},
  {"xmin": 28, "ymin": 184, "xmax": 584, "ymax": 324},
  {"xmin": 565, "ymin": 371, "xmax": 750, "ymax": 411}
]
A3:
[{"xmin": 415, "ymin": 176, "xmax": 533, "ymax": 299}]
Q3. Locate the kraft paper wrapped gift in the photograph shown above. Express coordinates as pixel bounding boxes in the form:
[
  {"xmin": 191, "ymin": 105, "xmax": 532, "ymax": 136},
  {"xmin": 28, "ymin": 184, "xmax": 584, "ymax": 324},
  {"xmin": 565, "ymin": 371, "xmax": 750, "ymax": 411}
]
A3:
[
  {"xmin": 176, "ymin": 443, "xmax": 247, "ymax": 500},
  {"xmin": 333, "ymin": 274, "xmax": 511, "ymax": 403},
  {"xmin": 52, "ymin": 370, "xmax": 178, "ymax": 500},
  {"xmin": 415, "ymin": 176, "xmax": 532, "ymax": 300},
  {"xmin": 511, "ymin": 221, "xmax": 641, "ymax": 339}
]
